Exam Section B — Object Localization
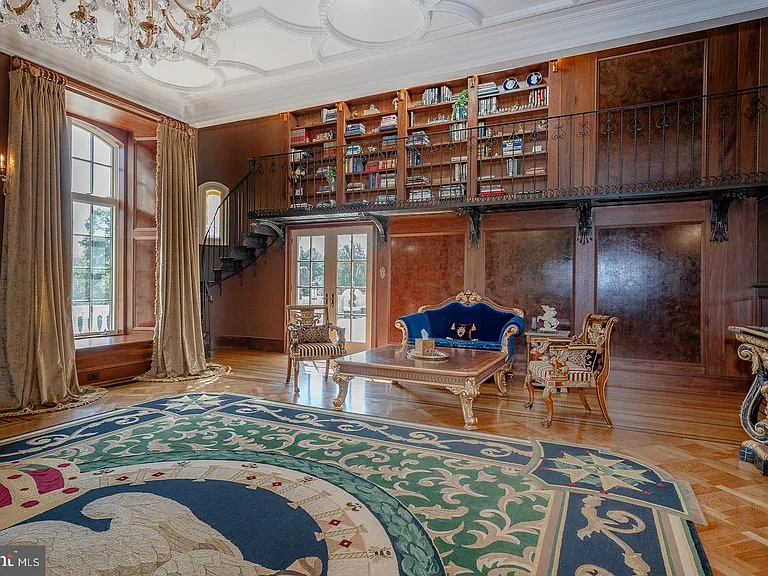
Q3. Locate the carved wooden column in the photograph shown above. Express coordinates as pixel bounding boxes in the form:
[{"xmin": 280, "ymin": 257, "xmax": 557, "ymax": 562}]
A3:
[{"xmin": 728, "ymin": 325, "xmax": 768, "ymax": 475}]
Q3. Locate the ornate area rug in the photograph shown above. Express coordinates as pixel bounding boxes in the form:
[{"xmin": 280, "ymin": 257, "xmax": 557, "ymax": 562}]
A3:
[{"xmin": 0, "ymin": 393, "xmax": 710, "ymax": 575}]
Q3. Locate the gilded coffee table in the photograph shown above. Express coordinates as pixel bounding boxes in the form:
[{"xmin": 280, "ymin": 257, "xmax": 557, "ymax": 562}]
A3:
[{"xmin": 331, "ymin": 345, "xmax": 509, "ymax": 430}]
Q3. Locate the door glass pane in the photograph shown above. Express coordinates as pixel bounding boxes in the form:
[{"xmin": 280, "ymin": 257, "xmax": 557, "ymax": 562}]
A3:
[
  {"xmin": 311, "ymin": 236, "xmax": 325, "ymax": 260},
  {"xmin": 335, "ymin": 232, "xmax": 368, "ymax": 344},
  {"xmin": 72, "ymin": 158, "xmax": 91, "ymax": 194},
  {"xmin": 297, "ymin": 236, "xmax": 311, "ymax": 260},
  {"xmin": 311, "ymin": 262, "xmax": 324, "ymax": 287},
  {"xmin": 296, "ymin": 235, "xmax": 325, "ymax": 307}
]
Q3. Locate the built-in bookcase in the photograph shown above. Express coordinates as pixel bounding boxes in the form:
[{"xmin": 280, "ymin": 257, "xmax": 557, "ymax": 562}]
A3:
[{"xmin": 282, "ymin": 60, "xmax": 552, "ymax": 205}]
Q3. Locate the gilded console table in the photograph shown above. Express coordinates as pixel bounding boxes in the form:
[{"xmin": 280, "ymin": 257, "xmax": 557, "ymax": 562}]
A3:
[{"xmin": 728, "ymin": 325, "xmax": 768, "ymax": 475}]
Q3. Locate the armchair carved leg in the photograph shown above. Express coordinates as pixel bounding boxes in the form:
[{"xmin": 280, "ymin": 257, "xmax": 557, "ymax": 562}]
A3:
[
  {"xmin": 292, "ymin": 359, "xmax": 300, "ymax": 394},
  {"xmin": 595, "ymin": 383, "xmax": 613, "ymax": 427},
  {"xmin": 524, "ymin": 373, "xmax": 535, "ymax": 409},
  {"xmin": 542, "ymin": 386, "xmax": 554, "ymax": 428},
  {"xmin": 577, "ymin": 388, "xmax": 591, "ymax": 412},
  {"xmin": 285, "ymin": 356, "xmax": 292, "ymax": 384},
  {"xmin": 325, "ymin": 359, "xmax": 331, "ymax": 381},
  {"xmin": 456, "ymin": 377, "xmax": 480, "ymax": 430}
]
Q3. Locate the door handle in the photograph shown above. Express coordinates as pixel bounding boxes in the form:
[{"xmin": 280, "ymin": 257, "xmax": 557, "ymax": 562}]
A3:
[
  {"xmin": 324, "ymin": 292, "xmax": 328, "ymax": 306},
  {"xmin": 331, "ymin": 293, "xmax": 335, "ymax": 308}
]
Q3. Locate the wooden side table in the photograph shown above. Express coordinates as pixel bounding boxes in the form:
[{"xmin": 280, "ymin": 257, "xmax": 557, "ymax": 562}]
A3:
[{"xmin": 524, "ymin": 330, "xmax": 571, "ymax": 365}]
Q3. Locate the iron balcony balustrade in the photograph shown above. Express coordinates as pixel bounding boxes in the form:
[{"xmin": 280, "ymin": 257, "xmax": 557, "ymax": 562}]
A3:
[{"xmin": 237, "ymin": 85, "xmax": 767, "ymax": 222}]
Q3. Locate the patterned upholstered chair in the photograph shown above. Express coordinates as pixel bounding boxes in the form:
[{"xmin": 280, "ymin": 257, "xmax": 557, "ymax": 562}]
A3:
[
  {"xmin": 286, "ymin": 305, "xmax": 346, "ymax": 393},
  {"xmin": 524, "ymin": 314, "xmax": 618, "ymax": 428}
]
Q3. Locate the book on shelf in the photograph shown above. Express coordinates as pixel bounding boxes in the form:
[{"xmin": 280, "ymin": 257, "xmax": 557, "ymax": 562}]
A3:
[
  {"xmin": 502, "ymin": 139, "xmax": 523, "ymax": 156},
  {"xmin": 478, "ymin": 82, "xmax": 498, "ymax": 96},
  {"xmin": 345, "ymin": 156, "xmax": 366, "ymax": 173},
  {"xmin": 375, "ymin": 194, "xmax": 397, "ymax": 204},
  {"xmin": 312, "ymin": 129, "xmax": 335, "ymax": 143},
  {"xmin": 525, "ymin": 166, "xmax": 546, "ymax": 175},
  {"xmin": 290, "ymin": 148, "xmax": 310, "ymax": 162},
  {"xmin": 290, "ymin": 128, "xmax": 309, "ymax": 145},
  {"xmin": 379, "ymin": 158, "xmax": 397, "ymax": 170},
  {"xmin": 477, "ymin": 174, "xmax": 497, "ymax": 181},
  {"xmin": 321, "ymin": 107, "xmax": 337, "ymax": 123},
  {"xmin": 369, "ymin": 173, "xmax": 396, "ymax": 189},
  {"xmin": 454, "ymin": 163, "xmax": 467, "ymax": 181},
  {"xmin": 407, "ymin": 149, "xmax": 421, "ymax": 167},
  {"xmin": 439, "ymin": 183, "xmax": 466, "ymax": 199},
  {"xmin": 506, "ymin": 158, "xmax": 522, "ymax": 176},
  {"xmin": 480, "ymin": 185, "xmax": 505, "ymax": 195},
  {"xmin": 345, "ymin": 144, "xmax": 363, "ymax": 156},
  {"xmin": 449, "ymin": 122, "xmax": 467, "ymax": 142},
  {"xmin": 421, "ymin": 85, "xmax": 453, "ymax": 105},
  {"xmin": 317, "ymin": 185, "xmax": 332, "ymax": 194},
  {"xmin": 381, "ymin": 134, "xmax": 398, "ymax": 151},
  {"xmin": 322, "ymin": 142, "xmax": 336, "ymax": 159},
  {"xmin": 451, "ymin": 156, "xmax": 468, "ymax": 163},
  {"xmin": 409, "ymin": 189, "xmax": 433, "ymax": 201},
  {"xmin": 346, "ymin": 182, "xmax": 366, "ymax": 191},
  {"xmin": 344, "ymin": 123, "xmax": 366, "ymax": 137},
  {"xmin": 406, "ymin": 131, "xmax": 430, "ymax": 147},
  {"xmin": 380, "ymin": 114, "xmax": 398, "ymax": 127},
  {"xmin": 528, "ymin": 87, "xmax": 548, "ymax": 108},
  {"xmin": 478, "ymin": 97, "xmax": 498, "ymax": 117},
  {"xmin": 407, "ymin": 175, "xmax": 430, "ymax": 185}
]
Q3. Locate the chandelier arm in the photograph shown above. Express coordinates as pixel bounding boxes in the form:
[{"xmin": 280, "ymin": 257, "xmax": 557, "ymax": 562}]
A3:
[
  {"xmin": 4, "ymin": 0, "xmax": 34, "ymax": 16},
  {"xmin": 161, "ymin": 9, "xmax": 187, "ymax": 41},
  {"xmin": 172, "ymin": 0, "xmax": 219, "ymax": 19}
]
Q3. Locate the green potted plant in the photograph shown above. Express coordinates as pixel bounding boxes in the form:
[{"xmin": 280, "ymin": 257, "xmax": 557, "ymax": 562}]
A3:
[
  {"xmin": 324, "ymin": 165, "xmax": 337, "ymax": 190},
  {"xmin": 452, "ymin": 89, "xmax": 468, "ymax": 121}
]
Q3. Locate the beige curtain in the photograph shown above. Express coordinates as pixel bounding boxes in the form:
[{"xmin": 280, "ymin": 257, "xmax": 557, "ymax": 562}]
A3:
[
  {"xmin": 0, "ymin": 62, "xmax": 82, "ymax": 411},
  {"xmin": 146, "ymin": 121, "xmax": 206, "ymax": 378}
]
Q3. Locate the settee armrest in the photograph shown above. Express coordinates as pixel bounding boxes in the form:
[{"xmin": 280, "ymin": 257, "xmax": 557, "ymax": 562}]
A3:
[
  {"xmin": 395, "ymin": 313, "xmax": 430, "ymax": 344},
  {"xmin": 499, "ymin": 315, "xmax": 526, "ymax": 361}
]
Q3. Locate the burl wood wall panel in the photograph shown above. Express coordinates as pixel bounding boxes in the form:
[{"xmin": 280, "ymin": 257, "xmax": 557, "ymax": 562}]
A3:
[
  {"xmin": 133, "ymin": 239, "xmax": 157, "ymax": 328},
  {"xmin": 485, "ymin": 229, "xmax": 575, "ymax": 331},
  {"xmin": 388, "ymin": 234, "xmax": 465, "ymax": 343},
  {"xmin": 134, "ymin": 140, "xmax": 157, "ymax": 230},
  {"xmin": 596, "ymin": 224, "xmax": 702, "ymax": 363}
]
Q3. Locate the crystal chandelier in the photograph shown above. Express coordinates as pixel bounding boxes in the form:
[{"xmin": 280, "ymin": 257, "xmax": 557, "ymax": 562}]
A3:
[{"xmin": 0, "ymin": 0, "xmax": 231, "ymax": 65}]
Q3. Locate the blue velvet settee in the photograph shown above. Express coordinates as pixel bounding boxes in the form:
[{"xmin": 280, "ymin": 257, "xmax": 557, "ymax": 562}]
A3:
[{"xmin": 395, "ymin": 291, "xmax": 526, "ymax": 370}]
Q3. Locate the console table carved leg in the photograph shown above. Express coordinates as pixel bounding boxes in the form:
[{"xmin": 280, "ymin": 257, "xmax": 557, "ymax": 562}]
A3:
[
  {"xmin": 456, "ymin": 377, "xmax": 480, "ymax": 430},
  {"xmin": 729, "ymin": 325, "xmax": 768, "ymax": 475},
  {"xmin": 542, "ymin": 387, "xmax": 554, "ymax": 428},
  {"xmin": 523, "ymin": 373, "xmax": 535, "ymax": 409}
]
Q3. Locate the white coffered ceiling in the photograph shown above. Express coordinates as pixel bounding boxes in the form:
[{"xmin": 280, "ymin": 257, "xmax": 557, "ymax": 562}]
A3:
[{"xmin": 1, "ymin": 0, "xmax": 767, "ymax": 127}]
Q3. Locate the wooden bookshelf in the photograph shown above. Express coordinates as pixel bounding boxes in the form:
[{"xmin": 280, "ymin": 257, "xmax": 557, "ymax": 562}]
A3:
[{"xmin": 284, "ymin": 60, "xmax": 554, "ymax": 204}]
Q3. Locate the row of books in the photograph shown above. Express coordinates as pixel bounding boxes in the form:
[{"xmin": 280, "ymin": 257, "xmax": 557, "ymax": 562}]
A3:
[
  {"xmin": 454, "ymin": 162, "xmax": 467, "ymax": 182},
  {"xmin": 529, "ymin": 87, "xmax": 548, "ymax": 108},
  {"xmin": 382, "ymin": 134, "xmax": 398, "ymax": 152},
  {"xmin": 449, "ymin": 122, "xmax": 467, "ymax": 142},
  {"xmin": 478, "ymin": 97, "xmax": 498, "ymax": 117},
  {"xmin": 406, "ymin": 131, "xmax": 430, "ymax": 148},
  {"xmin": 421, "ymin": 85, "xmax": 453, "ymax": 105},
  {"xmin": 407, "ymin": 175, "xmax": 430, "ymax": 185},
  {"xmin": 477, "ymin": 82, "xmax": 498, "ymax": 96},
  {"xmin": 346, "ymin": 175, "xmax": 397, "ymax": 191},
  {"xmin": 345, "ymin": 123, "xmax": 366, "ymax": 137},
  {"xmin": 380, "ymin": 114, "xmax": 398, "ymax": 132},
  {"xmin": 321, "ymin": 107, "xmax": 337, "ymax": 123}
]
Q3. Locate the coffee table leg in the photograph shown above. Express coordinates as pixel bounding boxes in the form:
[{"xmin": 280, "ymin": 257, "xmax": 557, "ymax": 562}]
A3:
[
  {"xmin": 332, "ymin": 374, "xmax": 350, "ymax": 410},
  {"xmin": 457, "ymin": 377, "xmax": 480, "ymax": 430}
]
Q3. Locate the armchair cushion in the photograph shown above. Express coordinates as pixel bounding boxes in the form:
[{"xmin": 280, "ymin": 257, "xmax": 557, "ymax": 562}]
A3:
[{"xmin": 294, "ymin": 342, "xmax": 346, "ymax": 359}]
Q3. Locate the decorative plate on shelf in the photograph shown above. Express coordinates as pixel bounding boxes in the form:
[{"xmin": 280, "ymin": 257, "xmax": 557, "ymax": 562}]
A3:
[
  {"xmin": 526, "ymin": 72, "xmax": 543, "ymax": 86},
  {"xmin": 407, "ymin": 348, "xmax": 450, "ymax": 361},
  {"xmin": 502, "ymin": 77, "xmax": 519, "ymax": 92}
]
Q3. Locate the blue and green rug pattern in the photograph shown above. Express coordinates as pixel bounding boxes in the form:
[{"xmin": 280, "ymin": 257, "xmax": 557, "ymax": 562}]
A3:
[{"xmin": 0, "ymin": 393, "xmax": 710, "ymax": 575}]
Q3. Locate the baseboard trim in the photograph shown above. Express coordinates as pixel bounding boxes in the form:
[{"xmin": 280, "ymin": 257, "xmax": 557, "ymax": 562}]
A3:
[{"xmin": 213, "ymin": 336, "xmax": 284, "ymax": 353}]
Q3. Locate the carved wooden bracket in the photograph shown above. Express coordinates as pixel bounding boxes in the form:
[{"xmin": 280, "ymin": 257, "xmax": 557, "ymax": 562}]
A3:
[
  {"xmin": 457, "ymin": 207, "xmax": 482, "ymax": 249},
  {"xmin": 710, "ymin": 189, "xmax": 746, "ymax": 242},
  {"xmin": 575, "ymin": 200, "xmax": 593, "ymax": 244},
  {"xmin": 365, "ymin": 214, "xmax": 389, "ymax": 248}
]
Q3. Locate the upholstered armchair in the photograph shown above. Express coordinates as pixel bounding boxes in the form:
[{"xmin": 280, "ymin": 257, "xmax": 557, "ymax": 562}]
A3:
[
  {"xmin": 524, "ymin": 314, "xmax": 618, "ymax": 428},
  {"xmin": 286, "ymin": 305, "xmax": 346, "ymax": 393}
]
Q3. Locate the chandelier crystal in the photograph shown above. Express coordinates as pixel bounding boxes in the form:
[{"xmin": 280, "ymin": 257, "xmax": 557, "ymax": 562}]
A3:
[{"xmin": 0, "ymin": 0, "xmax": 231, "ymax": 65}]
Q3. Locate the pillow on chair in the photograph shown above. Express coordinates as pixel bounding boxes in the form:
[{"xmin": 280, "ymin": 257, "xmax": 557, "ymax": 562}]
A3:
[
  {"xmin": 448, "ymin": 323, "xmax": 477, "ymax": 341},
  {"xmin": 296, "ymin": 326, "xmax": 332, "ymax": 344}
]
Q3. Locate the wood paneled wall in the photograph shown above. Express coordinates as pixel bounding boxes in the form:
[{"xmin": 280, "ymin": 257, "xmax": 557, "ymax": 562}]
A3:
[{"xmin": 371, "ymin": 200, "xmax": 755, "ymax": 381}]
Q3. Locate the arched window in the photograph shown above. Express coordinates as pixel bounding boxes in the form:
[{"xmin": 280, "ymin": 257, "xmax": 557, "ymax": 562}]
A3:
[
  {"xmin": 199, "ymin": 182, "xmax": 228, "ymax": 243},
  {"xmin": 70, "ymin": 121, "xmax": 121, "ymax": 336}
]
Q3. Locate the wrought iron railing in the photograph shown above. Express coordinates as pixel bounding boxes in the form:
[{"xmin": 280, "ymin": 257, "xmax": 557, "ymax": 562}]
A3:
[{"xmin": 199, "ymin": 86, "xmax": 768, "ymax": 352}]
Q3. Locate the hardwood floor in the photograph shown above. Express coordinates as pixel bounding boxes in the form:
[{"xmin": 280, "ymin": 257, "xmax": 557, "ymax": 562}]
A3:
[{"xmin": 1, "ymin": 347, "xmax": 766, "ymax": 575}]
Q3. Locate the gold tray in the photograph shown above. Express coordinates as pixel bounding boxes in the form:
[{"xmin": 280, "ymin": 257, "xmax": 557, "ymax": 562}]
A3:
[{"xmin": 407, "ymin": 349, "xmax": 449, "ymax": 361}]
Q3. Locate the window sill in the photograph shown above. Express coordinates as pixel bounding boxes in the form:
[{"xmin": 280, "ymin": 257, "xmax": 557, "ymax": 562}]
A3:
[{"xmin": 75, "ymin": 332, "xmax": 154, "ymax": 351}]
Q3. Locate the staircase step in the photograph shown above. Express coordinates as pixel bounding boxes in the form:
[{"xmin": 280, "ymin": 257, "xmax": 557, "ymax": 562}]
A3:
[
  {"xmin": 243, "ymin": 232, "xmax": 269, "ymax": 250},
  {"xmin": 251, "ymin": 224, "xmax": 280, "ymax": 238},
  {"xmin": 230, "ymin": 245, "xmax": 256, "ymax": 261},
  {"xmin": 219, "ymin": 257, "xmax": 244, "ymax": 274}
]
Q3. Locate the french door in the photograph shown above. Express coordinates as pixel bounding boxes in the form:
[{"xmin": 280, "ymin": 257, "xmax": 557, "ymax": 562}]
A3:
[{"xmin": 290, "ymin": 226, "xmax": 373, "ymax": 353}]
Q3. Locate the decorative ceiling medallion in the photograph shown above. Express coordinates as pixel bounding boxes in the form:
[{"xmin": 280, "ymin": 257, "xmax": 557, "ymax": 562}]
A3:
[{"xmin": 318, "ymin": 0, "xmax": 432, "ymax": 50}]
